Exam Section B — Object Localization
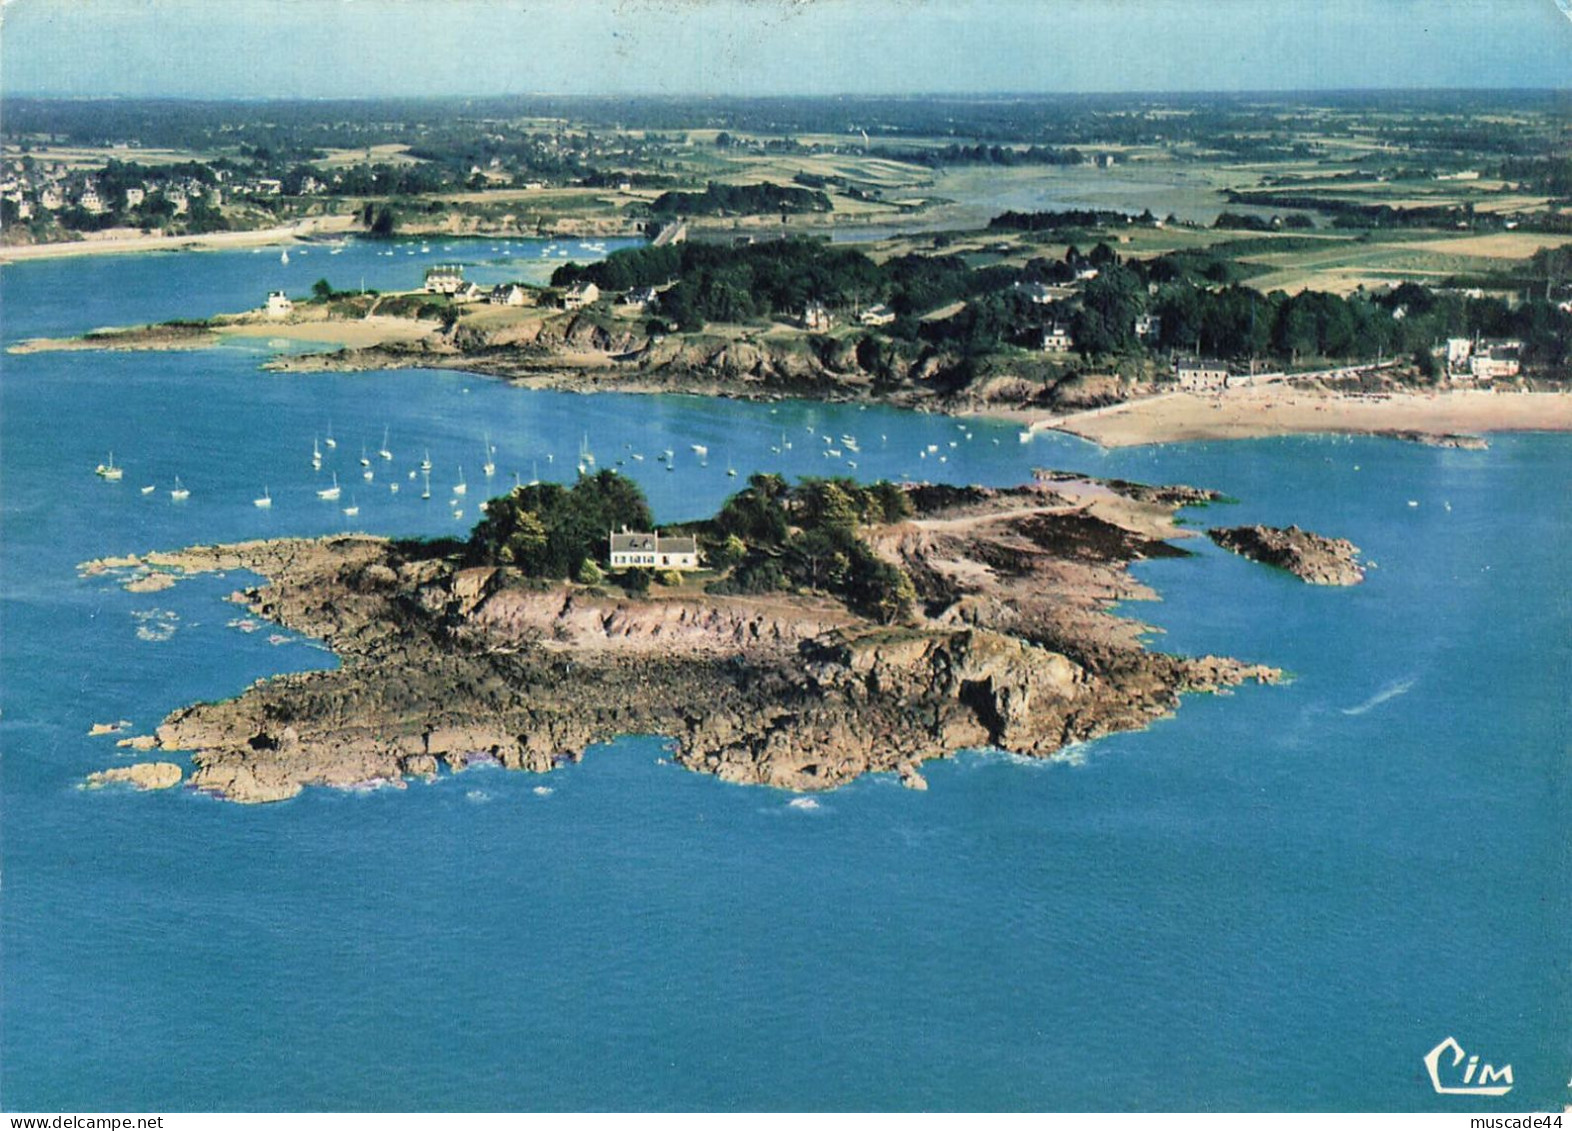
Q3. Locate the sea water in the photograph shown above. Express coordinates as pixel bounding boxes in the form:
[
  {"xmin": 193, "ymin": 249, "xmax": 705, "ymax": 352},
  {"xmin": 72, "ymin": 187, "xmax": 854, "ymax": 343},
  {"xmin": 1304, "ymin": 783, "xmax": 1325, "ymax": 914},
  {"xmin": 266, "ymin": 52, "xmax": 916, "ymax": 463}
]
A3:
[{"xmin": 1, "ymin": 242, "xmax": 1567, "ymax": 1111}]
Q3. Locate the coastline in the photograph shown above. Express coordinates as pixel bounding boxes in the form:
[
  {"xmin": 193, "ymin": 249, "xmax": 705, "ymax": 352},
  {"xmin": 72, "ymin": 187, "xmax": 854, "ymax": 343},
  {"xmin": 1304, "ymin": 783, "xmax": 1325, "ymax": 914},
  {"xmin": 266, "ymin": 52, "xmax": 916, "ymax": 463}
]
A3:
[
  {"xmin": 79, "ymin": 479, "xmax": 1283, "ymax": 803},
  {"xmin": 0, "ymin": 214, "xmax": 357, "ymax": 264},
  {"xmin": 987, "ymin": 386, "xmax": 1572, "ymax": 448},
  {"xmin": 16, "ymin": 301, "xmax": 1572, "ymax": 448}
]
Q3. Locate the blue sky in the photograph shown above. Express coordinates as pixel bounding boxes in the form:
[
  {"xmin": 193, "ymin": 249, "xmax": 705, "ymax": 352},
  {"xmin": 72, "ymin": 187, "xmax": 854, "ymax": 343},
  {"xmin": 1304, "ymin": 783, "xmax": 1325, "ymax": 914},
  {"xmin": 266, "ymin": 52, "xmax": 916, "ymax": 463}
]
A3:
[{"xmin": 2, "ymin": 0, "xmax": 1569, "ymax": 98}]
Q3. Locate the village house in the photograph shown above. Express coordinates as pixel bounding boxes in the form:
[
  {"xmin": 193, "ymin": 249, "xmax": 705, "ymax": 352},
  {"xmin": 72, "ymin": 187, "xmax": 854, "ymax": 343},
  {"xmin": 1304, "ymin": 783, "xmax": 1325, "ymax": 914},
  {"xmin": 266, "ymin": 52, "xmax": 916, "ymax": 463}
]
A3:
[
  {"xmin": 255, "ymin": 178, "xmax": 283, "ymax": 196},
  {"xmin": 608, "ymin": 530, "xmax": 700, "ymax": 571},
  {"xmin": 859, "ymin": 303, "xmax": 896, "ymax": 327},
  {"xmin": 1016, "ymin": 281, "xmax": 1056, "ymax": 305},
  {"xmin": 453, "ymin": 281, "xmax": 486, "ymax": 304},
  {"xmin": 802, "ymin": 301, "xmax": 832, "ymax": 332},
  {"xmin": 123, "ymin": 187, "xmax": 145, "ymax": 208},
  {"xmin": 264, "ymin": 291, "xmax": 294, "ymax": 319},
  {"xmin": 623, "ymin": 286, "xmax": 657, "ymax": 309},
  {"xmin": 1444, "ymin": 337, "xmax": 1475, "ymax": 370},
  {"xmin": 1174, "ymin": 357, "xmax": 1230, "ymax": 391},
  {"xmin": 424, "ymin": 264, "xmax": 466, "ymax": 295},
  {"xmin": 562, "ymin": 281, "xmax": 601, "ymax": 309},
  {"xmin": 77, "ymin": 186, "xmax": 107, "ymax": 214},
  {"xmin": 1134, "ymin": 313, "xmax": 1162, "ymax": 340},
  {"xmin": 1040, "ymin": 324, "xmax": 1075, "ymax": 353},
  {"xmin": 489, "ymin": 283, "xmax": 530, "ymax": 307},
  {"xmin": 1073, "ymin": 265, "xmax": 1100, "ymax": 282},
  {"xmin": 1469, "ymin": 339, "xmax": 1523, "ymax": 380},
  {"xmin": 39, "ymin": 186, "xmax": 63, "ymax": 211}
]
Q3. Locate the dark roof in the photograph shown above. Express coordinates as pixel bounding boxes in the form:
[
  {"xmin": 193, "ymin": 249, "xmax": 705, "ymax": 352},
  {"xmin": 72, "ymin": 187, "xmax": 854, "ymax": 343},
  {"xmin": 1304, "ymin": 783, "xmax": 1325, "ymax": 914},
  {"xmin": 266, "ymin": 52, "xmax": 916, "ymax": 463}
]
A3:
[{"xmin": 609, "ymin": 532, "xmax": 697, "ymax": 555}]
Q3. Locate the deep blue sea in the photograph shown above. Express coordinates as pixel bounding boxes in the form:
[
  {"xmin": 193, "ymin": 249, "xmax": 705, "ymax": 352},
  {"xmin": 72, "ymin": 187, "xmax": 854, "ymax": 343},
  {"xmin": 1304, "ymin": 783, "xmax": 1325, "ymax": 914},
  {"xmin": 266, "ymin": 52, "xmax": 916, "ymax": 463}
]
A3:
[{"xmin": 1, "ymin": 238, "xmax": 1567, "ymax": 1112}]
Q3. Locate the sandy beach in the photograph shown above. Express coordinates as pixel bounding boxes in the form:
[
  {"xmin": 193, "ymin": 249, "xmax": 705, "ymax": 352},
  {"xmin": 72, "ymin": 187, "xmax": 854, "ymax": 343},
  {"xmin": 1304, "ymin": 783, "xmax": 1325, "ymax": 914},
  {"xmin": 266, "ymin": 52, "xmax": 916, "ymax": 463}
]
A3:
[
  {"xmin": 0, "ymin": 215, "xmax": 357, "ymax": 264},
  {"xmin": 1012, "ymin": 386, "xmax": 1572, "ymax": 447}
]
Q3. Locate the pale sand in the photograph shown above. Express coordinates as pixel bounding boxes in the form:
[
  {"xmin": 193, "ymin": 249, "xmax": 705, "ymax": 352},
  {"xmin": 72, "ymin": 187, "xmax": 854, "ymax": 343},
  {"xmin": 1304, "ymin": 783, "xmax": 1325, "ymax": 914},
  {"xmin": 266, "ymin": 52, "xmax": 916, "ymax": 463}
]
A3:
[
  {"xmin": 998, "ymin": 387, "xmax": 1572, "ymax": 448},
  {"xmin": 0, "ymin": 215, "xmax": 356, "ymax": 263},
  {"xmin": 218, "ymin": 314, "xmax": 440, "ymax": 348}
]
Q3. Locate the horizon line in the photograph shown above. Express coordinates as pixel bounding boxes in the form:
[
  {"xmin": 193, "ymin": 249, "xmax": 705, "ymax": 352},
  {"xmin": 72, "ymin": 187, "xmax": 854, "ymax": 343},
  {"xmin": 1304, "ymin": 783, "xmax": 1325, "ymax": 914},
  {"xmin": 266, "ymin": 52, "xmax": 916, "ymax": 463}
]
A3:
[{"xmin": 3, "ymin": 85, "xmax": 1568, "ymax": 104}]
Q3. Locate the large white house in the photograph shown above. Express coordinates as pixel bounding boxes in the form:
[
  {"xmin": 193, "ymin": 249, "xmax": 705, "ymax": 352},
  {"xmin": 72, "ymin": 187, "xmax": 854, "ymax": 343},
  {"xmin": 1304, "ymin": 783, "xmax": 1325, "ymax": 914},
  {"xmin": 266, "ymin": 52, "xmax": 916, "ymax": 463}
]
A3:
[
  {"xmin": 264, "ymin": 291, "xmax": 294, "ymax": 319},
  {"xmin": 424, "ymin": 265, "xmax": 466, "ymax": 295},
  {"xmin": 1174, "ymin": 358, "xmax": 1229, "ymax": 391},
  {"xmin": 608, "ymin": 531, "xmax": 700, "ymax": 571},
  {"xmin": 562, "ymin": 281, "xmax": 601, "ymax": 309}
]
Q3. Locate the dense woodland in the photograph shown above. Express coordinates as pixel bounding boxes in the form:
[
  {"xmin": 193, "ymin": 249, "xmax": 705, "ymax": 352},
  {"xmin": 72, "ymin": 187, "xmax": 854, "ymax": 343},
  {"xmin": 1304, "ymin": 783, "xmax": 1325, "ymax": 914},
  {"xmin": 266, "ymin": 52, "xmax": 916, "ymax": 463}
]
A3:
[
  {"xmin": 461, "ymin": 469, "xmax": 916, "ymax": 622},
  {"xmin": 552, "ymin": 228, "xmax": 1571, "ymax": 373}
]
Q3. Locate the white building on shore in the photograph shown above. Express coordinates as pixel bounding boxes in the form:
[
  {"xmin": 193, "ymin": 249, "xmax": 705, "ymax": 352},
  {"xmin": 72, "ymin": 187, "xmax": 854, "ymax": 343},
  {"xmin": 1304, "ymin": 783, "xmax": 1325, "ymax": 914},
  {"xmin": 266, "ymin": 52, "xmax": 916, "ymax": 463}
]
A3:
[{"xmin": 608, "ymin": 531, "xmax": 700, "ymax": 571}]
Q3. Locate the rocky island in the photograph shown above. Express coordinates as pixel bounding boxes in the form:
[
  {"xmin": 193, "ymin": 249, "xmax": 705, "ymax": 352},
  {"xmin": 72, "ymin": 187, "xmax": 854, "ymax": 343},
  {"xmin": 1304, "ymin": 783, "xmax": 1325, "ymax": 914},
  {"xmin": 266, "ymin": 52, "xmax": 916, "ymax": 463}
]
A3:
[
  {"xmin": 83, "ymin": 473, "xmax": 1288, "ymax": 803},
  {"xmin": 1207, "ymin": 524, "xmax": 1365, "ymax": 585}
]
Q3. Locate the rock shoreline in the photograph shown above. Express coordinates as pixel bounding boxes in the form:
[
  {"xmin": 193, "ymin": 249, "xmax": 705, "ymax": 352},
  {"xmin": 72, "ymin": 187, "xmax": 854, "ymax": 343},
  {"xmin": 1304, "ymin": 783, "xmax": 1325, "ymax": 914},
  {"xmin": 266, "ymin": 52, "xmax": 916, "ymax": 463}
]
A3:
[
  {"xmin": 83, "ymin": 480, "xmax": 1284, "ymax": 803},
  {"xmin": 1207, "ymin": 524, "xmax": 1365, "ymax": 585}
]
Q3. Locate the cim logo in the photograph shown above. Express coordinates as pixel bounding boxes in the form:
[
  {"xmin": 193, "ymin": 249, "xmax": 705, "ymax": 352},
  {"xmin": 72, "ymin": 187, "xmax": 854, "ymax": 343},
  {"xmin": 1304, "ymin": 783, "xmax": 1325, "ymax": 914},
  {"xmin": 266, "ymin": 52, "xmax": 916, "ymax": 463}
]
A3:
[{"xmin": 1424, "ymin": 1036, "xmax": 1514, "ymax": 1096}]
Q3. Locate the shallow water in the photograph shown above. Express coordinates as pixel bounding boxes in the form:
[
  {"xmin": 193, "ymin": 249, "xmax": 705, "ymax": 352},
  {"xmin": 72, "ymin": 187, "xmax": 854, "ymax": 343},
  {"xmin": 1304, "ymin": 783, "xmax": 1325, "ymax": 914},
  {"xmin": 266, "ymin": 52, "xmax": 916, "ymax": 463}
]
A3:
[{"xmin": 1, "ymin": 241, "xmax": 1566, "ymax": 1111}]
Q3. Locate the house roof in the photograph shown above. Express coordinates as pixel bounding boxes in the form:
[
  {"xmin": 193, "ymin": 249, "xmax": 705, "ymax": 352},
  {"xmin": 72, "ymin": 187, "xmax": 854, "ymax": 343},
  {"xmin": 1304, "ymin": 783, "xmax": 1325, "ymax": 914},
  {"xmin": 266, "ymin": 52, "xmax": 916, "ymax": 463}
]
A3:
[{"xmin": 610, "ymin": 532, "xmax": 697, "ymax": 555}]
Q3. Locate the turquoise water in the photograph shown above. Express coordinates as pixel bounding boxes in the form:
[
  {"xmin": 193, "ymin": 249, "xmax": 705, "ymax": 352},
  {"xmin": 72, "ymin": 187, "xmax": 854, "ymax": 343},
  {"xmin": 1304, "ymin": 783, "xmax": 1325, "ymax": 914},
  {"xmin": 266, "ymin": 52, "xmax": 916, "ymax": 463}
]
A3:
[{"xmin": 1, "ymin": 242, "xmax": 1567, "ymax": 1112}]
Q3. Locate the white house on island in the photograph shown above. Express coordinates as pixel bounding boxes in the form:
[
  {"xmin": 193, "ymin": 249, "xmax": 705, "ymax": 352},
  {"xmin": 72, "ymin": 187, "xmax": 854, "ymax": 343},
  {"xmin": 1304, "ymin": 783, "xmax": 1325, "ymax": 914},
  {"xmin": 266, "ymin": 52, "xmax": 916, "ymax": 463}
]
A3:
[
  {"xmin": 608, "ymin": 531, "xmax": 700, "ymax": 571},
  {"xmin": 264, "ymin": 291, "xmax": 294, "ymax": 319}
]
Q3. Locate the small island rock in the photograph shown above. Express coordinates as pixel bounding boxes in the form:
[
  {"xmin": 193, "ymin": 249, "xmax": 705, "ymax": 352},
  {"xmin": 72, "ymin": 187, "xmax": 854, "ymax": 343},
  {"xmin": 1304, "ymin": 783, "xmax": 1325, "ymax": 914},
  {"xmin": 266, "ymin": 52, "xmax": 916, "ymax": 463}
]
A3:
[
  {"xmin": 1207, "ymin": 524, "xmax": 1365, "ymax": 585},
  {"xmin": 85, "ymin": 762, "xmax": 183, "ymax": 791}
]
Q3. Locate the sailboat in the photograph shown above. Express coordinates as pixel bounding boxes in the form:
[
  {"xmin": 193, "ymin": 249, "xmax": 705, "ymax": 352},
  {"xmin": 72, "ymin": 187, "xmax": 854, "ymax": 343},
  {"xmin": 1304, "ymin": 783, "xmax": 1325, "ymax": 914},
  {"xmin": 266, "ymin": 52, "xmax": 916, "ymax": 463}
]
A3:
[
  {"xmin": 359, "ymin": 444, "xmax": 371, "ymax": 468},
  {"xmin": 312, "ymin": 437, "xmax": 322, "ymax": 469},
  {"xmin": 317, "ymin": 473, "xmax": 341, "ymax": 501},
  {"xmin": 140, "ymin": 485, "xmax": 156, "ymax": 495},
  {"xmin": 169, "ymin": 477, "xmax": 190, "ymax": 501},
  {"xmin": 342, "ymin": 496, "xmax": 359, "ymax": 517},
  {"xmin": 362, "ymin": 467, "xmax": 374, "ymax": 482},
  {"xmin": 280, "ymin": 248, "xmax": 290, "ymax": 265},
  {"xmin": 378, "ymin": 427, "xmax": 392, "ymax": 461},
  {"xmin": 95, "ymin": 452, "xmax": 124, "ymax": 481},
  {"xmin": 452, "ymin": 467, "xmax": 467, "ymax": 497},
  {"xmin": 420, "ymin": 450, "xmax": 432, "ymax": 473},
  {"xmin": 324, "ymin": 424, "xmax": 336, "ymax": 449},
  {"xmin": 254, "ymin": 487, "xmax": 272, "ymax": 508},
  {"xmin": 482, "ymin": 436, "xmax": 496, "ymax": 478},
  {"xmin": 421, "ymin": 471, "xmax": 432, "ymax": 500},
  {"xmin": 528, "ymin": 461, "xmax": 540, "ymax": 487}
]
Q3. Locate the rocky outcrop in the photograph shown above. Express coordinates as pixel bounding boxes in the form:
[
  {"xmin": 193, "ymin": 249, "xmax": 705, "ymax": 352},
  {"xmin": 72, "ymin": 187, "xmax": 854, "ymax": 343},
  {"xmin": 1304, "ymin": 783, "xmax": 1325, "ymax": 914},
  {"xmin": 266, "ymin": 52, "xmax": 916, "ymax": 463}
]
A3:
[
  {"xmin": 85, "ymin": 762, "xmax": 183, "ymax": 791},
  {"xmin": 1373, "ymin": 429, "xmax": 1489, "ymax": 450},
  {"xmin": 83, "ymin": 479, "xmax": 1283, "ymax": 803},
  {"xmin": 1207, "ymin": 524, "xmax": 1365, "ymax": 585}
]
